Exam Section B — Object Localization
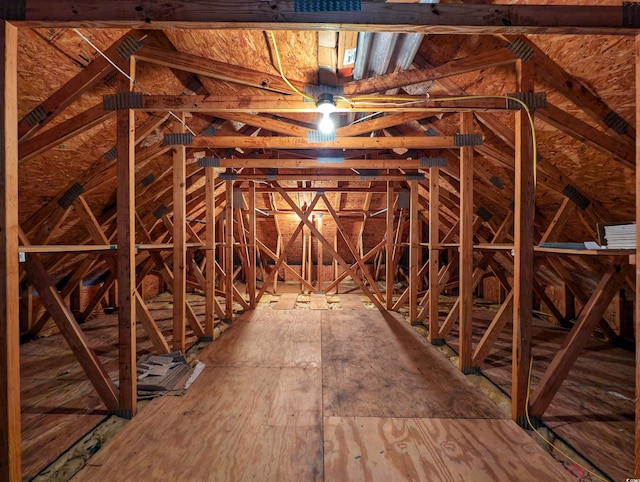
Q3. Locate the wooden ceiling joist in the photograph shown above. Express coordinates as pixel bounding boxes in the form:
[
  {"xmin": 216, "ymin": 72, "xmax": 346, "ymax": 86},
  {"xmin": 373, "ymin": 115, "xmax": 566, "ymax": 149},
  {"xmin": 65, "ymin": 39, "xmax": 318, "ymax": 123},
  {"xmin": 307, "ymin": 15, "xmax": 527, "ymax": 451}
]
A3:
[{"xmin": 6, "ymin": 2, "xmax": 639, "ymax": 35}]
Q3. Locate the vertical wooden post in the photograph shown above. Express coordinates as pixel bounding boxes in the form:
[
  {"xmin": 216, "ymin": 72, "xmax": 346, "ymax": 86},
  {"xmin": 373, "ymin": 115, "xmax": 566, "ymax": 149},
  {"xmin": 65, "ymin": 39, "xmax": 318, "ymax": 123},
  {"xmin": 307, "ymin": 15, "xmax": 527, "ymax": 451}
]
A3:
[
  {"xmin": 116, "ymin": 55, "xmax": 137, "ymax": 417},
  {"xmin": 635, "ymin": 33, "xmax": 640, "ymax": 479},
  {"xmin": 459, "ymin": 112, "xmax": 475, "ymax": 373},
  {"xmin": 248, "ymin": 181, "xmax": 256, "ymax": 308},
  {"xmin": 172, "ymin": 115, "xmax": 187, "ymax": 351},
  {"xmin": 69, "ymin": 280, "xmax": 82, "ymax": 315},
  {"xmin": 512, "ymin": 59, "xmax": 535, "ymax": 426},
  {"xmin": 386, "ymin": 182, "xmax": 394, "ymax": 309},
  {"xmin": 429, "ymin": 168, "xmax": 443, "ymax": 345},
  {"xmin": 409, "ymin": 180, "xmax": 419, "ymax": 323},
  {"xmin": 225, "ymin": 180, "xmax": 234, "ymax": 322},
  {"xmin": 0, "ymin": 21, "xmax": 20, "ymax": 482},
  {"xmin": 317, "ymin": 213, "xmax": 324, "ymax": 292},
  {"xmin": 562, "ymin": 282, "xmax": 575, "ymax": 323},
  {"xmin": 204, "ymin": 168, "xmax": 216, "ymax": 338}
]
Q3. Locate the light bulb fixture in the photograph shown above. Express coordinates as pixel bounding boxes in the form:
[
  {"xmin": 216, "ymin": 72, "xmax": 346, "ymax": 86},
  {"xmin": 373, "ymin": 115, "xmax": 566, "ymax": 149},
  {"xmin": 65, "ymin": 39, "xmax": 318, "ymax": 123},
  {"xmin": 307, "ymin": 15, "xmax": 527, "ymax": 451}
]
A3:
[{"xmin": 316, "ymin": 93, "xmax": 336, "ymax": 134}]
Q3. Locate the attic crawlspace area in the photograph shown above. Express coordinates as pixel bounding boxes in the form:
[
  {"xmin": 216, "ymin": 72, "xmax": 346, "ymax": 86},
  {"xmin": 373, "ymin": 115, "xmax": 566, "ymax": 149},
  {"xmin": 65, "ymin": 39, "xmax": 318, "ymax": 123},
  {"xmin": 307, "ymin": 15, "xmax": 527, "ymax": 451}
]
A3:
[{"xmin": 1, "ymin": 2, "xmax": 639, "ymax": 481}]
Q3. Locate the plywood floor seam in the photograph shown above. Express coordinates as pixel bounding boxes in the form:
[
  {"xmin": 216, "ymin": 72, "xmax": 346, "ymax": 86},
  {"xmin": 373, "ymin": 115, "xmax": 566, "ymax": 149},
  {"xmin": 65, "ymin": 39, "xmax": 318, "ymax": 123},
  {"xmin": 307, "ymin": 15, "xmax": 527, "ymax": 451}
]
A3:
[{"xmin": 74, "ymin": 308, "xmax": 574, "ymax": 481}]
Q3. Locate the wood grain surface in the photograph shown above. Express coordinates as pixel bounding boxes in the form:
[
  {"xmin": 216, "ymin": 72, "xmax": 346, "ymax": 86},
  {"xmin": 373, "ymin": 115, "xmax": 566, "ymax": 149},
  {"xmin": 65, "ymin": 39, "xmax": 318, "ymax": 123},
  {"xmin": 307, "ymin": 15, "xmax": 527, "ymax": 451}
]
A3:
[{"xmin": 274, "ymin": 292, "xmax": 298, "ymax": 310}]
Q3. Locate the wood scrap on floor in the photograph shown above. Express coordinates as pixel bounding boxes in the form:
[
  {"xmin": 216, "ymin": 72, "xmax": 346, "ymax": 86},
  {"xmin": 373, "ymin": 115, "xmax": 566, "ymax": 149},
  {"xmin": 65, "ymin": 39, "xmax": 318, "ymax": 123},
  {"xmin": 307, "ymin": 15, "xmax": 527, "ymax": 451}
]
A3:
[{"xmin": 136, "ymin": 351, "xmax": 202, "ymax": 399}]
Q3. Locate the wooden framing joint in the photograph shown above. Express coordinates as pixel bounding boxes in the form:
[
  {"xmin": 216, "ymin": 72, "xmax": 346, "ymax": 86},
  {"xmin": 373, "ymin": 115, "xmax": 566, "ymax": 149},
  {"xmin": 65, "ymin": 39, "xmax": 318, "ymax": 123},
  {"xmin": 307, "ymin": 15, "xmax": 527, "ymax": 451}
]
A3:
[
  {"xmin": 197, "ymin": 157, "xmax": 221, "ymax": 168},
  {"xmin": 453, "ymin": 133, "xmax": 483, "ymax": 146},
  {"xmin": 163, "ymin": 133, "xmax": 193, "ymax": 146},
  {"xmin": 111, "ymin": 409, "xmax": 135, "ymax": 420},
  {"xmin": 622, "ymin": 2, "xmax": 640, "ymax": 28},
  {"xmin": 57, "ymin": 183, "xmax": 84, "ymax": 209},
  {"xmin": 506, "ymin": 92, "xmax": 546, "ymax": 110},
  {"xmin": 103, "ymin": 92, "xmax": 144, "ymax": 111}
]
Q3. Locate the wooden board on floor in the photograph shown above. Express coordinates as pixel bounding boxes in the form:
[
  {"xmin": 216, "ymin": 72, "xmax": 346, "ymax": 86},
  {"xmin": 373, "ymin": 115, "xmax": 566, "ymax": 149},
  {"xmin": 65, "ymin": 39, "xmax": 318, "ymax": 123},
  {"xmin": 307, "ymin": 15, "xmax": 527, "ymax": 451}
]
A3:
[
  {"xmin": 339, "ymin": 294, "xmax": 364, "ymax": 310},
  {"xmin": 446, "ymin": 310, "xmax": 634, "ymax": 481},
  {"xmin": 310, "ymin": 293, "xmax": 328, "ymax": 310},
  {"xmin": 200, "ymin": 310, "xmax": 321, "ymax": 369},
  {"xmin": 274, "ymin": 292, "xmax": 298, "ymax": 310},
  {"xmin": 322, "ymin": 310, "xmax": 504, "ymax": 419},
  {"xmin": 74, "ymin": 365, "xmax": 323, "ymax": 482},
  {"xmin": 324, "ymin": 417, "xmax": 573, "ymax": 482}
]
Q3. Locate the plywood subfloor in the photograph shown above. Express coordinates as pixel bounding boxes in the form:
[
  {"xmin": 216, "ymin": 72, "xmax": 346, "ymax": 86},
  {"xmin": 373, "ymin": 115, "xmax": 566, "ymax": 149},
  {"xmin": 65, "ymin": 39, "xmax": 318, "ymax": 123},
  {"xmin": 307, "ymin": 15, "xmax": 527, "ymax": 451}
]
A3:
[
  {"xmin": 310, "ymin": 293, "xmax": 329, "ymax": 310},
  {"xmin": 274, "ymin": 292, "xmax": 298, "ymax": 310},
  {"xmin": 20, "ymin": 295, "xmax": 202, "ymax": 479},
  {"xmin": 444, "ymin": 305, "xmax": 634, "ymax": 481},
  {"xmin": 74, "ymin": 308, "xmax": 572, "ymax": 481},
  {"xmin": 339, "ymin": 294, "xmax": 364, "ymax": 310}
]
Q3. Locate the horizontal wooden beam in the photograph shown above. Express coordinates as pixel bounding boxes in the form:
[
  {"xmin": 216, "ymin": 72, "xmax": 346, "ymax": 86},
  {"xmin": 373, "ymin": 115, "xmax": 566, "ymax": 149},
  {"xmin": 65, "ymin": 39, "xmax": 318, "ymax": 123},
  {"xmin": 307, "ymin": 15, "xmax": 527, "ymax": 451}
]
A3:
[
  {"xmin": 201, "ymin": 158, "xmax": 433, "ymax": 169},
  {"xmin": 222, "ymin": 173, "xmax": 422, "ymax": 182},
  {"xmin": 191, "ymin": 135, "xmax": 458, "ymax": 149},
  {"xmin": 111, "ymin": 94, "xmax": 516, "ymax": 113},
  {"xmin": 6, "ymin": 2, "xmax": 637, "ymax": 35}
]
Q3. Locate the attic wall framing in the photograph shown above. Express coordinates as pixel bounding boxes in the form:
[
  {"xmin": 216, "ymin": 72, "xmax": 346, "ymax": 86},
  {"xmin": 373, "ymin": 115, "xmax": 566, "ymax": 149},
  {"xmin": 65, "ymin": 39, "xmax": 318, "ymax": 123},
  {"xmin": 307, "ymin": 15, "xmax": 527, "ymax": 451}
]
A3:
[{"xmin": 2, "ymin": 3, "xmax": 640, "ymax": 480}]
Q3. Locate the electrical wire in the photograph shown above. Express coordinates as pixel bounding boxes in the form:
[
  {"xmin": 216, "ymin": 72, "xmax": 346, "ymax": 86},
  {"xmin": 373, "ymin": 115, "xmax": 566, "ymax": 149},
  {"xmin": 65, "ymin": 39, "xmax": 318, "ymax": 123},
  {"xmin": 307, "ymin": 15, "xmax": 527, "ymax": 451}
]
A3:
[
  {"xmin": 73, "ymin": 28, "xmax": 197, "ymax": 136},
  {"xmin": 267, "ymin": 31, "xmax": 314, "ymax": 102},
  {"xmin": 525, "ymin": 357, "xmax": 609, "ymax": 482}
]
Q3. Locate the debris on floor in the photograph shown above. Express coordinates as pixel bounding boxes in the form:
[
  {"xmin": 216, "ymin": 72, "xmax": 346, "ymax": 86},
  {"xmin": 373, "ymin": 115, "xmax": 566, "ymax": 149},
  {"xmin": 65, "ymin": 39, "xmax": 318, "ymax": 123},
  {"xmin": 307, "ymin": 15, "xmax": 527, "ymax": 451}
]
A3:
[{"xmin": 136, "ymin": 351, "xmax": 204, "ymax": 399}]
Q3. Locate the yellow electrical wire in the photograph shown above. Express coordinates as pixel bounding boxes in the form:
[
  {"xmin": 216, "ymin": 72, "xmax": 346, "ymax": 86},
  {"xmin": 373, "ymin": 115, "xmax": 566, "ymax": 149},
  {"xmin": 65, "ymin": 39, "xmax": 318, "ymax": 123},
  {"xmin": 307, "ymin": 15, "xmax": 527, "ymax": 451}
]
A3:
[
  {"xmin": 525, "ymin": 357, "xmax": 609, "ymax": 482},
  {"xmin": 267, "ymin": 31, "xmax": 314, "ymax": 102}
]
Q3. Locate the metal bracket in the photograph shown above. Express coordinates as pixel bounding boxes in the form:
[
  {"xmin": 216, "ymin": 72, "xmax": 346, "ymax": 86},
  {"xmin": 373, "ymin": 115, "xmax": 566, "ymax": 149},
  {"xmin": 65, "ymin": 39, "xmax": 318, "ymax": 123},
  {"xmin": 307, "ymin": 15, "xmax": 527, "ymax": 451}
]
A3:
[
  {"xmin": 152, "ymin": 204, "xmax": 169, "ymax": 219},
  {"xmin": 197, "ymin": 157, "xmax": 221, "ymax": 168},
  {"xmin": 489, "ymin": 175, "xmax": 504, "ymax": 189},
  {"xmin": 603, "ymin": 111, "xmax": 629, "ymax": 135},
  {"xmin": 506, "ymin": 92, "xmax": 547, "ymax": 110},
  {"xmin": 406, "ymin": 172, "xmax": 424, "ymax": 181},
  {"xmin": 359, "ymin": 169, "xmax": 379, "ymax": 179},
  {"xmin": 23, "ymin": 105, "xmax": 47, "ymax": 127},
  {"xmin": 163, "ymin": 133, "xmax": 194, "ymax": 146},
  {"xmin": 58, "ymin": 183, "xmax": 84, "ymax": 209},
  {"xmin": 507, "ymin": 37, "xmax": 534, "ymax": 62},
  {"xmin": 103, "ymin": 146, "xmax": 118, "ymax": 162},
  {"xmin": 419, "ymin": 157, "xmax": 448, "ymax": 168},
  {"xmin": 103, "ymin": 92, "xmax": 144, "ymax": 110},
  {"xmin": 201, "ymin": 125, "xmax": 218, "ymax": 137},
  {"xmin": 476, "ymin": 207, "xmax": 493, "ymax": 222},
  {"xmin": 453, "ymin": 133, "xmax": 483, "ymax": 147},
  {"xmin": 116, "ymin": 36, "xmax": 143, "ymax": 60},
  {"xmin": 623, "ymin": 2, "xmax": 640, "ymax": 27},
  {"xmin": 294, "ymin": 0, "xmax": 361, "ymax": 12},
  {"xmin": 303, "ymin": 84, "xmax": 344, "ymax": 101},
  {"xmin": 308, "ymin": 130, "xmax": 336, "ymax": 143},
  {"xmin": 141, "ymin": 173, "xmax": 155, "ymax": 187},
  {"xmin": 266, "ymin": 168, "xmax": 278, "ymax": 180},
  {"xmin": 0, "ymin": 0, "xmax": 26, "ymax": 20},
  {"xmin": 219, "ymin": 173, "xmax": 238, "ymax": 180},
  {"xmin": 562, "ymin": 184, "xmax": 590, "ymax": 210}
]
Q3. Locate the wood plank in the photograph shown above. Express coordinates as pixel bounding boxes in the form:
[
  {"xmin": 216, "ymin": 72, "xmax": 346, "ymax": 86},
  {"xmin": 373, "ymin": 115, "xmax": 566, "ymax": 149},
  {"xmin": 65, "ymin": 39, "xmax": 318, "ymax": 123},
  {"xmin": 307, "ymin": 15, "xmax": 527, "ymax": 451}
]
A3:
[
  {"xmin": 324, "ymin": 417, "xmax": 573, "ymax": 482},
  {"xmin": 173, "ymin": 116, "xmax": 187, "ymax": 351},
  {"xmin": 310, "ymin": 293, "xmax": 328, "ymax": 310},
  {"xmin": 274, "ymin": 292, "xmax": 298, "ymax": 310},
  {"xmin": 343, "ymin": 47, "xmax": 517, "ymax": 95},
  {"xmin": 0, "ymin": 20, "xmax": 20, "ymax": 482},
  {"xmin": 459, "ymin": 112, "xmax": 474, "ymax": 373},
  {"xmin": 116, "ymin": 59, "xmax": 137, "ymax": 417},
  {"xmin": 224, "ymin": 180, "xmax": 234, "ymax": 321},
  {"xmin": 636, "ymin": 33, "xmax": 640, "ymax": 480},
  {"xmin": 530, "ymin": 262, "xmax": 626, "ymax": 417},
  {"xmin": 428, "ymin": 168, "xmax": 441, "ymax": 344},
  {"xmin": 323, "ymin": 309, "xmax": 503, "ymax": 419},
  {"xmin": 247, "ymin": 182, "xmax": 256, "ymax": 308},
  {"xmin": 13, "ymin": 3, "xmax": 635, "ymax": 34},
  {"xmin": 512, "ymin": 59, "xmax": 535, "ymax": 425},
  {"xmin": 204, "ymin": 167, "xmax": 216, "ymax": 338},
  {"xmin": 134, "ymin": 291, "xmax": 170, "ymax": 354},
  {"xmin": 135, "ymin": 45, "xmax": 308, "ymax": 95},
  {"xmin": 409, "ymin": 180, "xmax": 419, "ymax": 324},
  {"xmin": 340, "ymin": 294, "xmax": 364, "ymax": 310},
  {"xmin": 385, "ymin": 182, "xmax": 394, "ymax": 309}
]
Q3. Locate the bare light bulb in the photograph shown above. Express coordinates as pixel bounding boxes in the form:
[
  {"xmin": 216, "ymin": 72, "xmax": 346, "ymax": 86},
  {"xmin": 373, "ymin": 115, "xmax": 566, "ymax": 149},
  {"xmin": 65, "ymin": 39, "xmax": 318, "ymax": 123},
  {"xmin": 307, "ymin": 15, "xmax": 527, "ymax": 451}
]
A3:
[{"xmin": 318, "ymin": 112, "xmax": 334, "ymax": 134}]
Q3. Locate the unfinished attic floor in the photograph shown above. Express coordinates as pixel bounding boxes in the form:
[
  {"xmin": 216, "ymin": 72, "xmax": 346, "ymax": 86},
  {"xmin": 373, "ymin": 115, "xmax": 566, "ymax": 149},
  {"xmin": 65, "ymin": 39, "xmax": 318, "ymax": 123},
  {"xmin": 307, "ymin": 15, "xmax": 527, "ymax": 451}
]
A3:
[{"xmin": 73, "ymin": 306, "xmax": 572, "ymax": 481}]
